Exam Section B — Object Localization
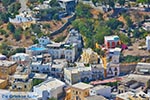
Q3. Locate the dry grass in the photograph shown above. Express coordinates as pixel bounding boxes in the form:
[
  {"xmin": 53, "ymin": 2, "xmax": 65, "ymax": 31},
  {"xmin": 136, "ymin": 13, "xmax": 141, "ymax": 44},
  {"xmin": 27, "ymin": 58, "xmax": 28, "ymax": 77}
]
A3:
[
  {"xmin": 0, "ymin": 19, "xmax": 70, "ymax": 47},
  {"xmin": 123, "ymin": 39, "xmax": 150, "ymax": 57}
]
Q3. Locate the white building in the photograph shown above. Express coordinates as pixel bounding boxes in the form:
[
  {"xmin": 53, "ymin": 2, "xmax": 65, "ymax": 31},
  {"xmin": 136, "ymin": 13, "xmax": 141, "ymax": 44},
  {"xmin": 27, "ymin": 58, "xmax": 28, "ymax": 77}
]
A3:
[
  {"xmin": 10, "ymin": 53, "xmax": 31, "ymax": 65},
  {"xmin": 116, "ymin": 91, "xmax": 150, "ymax": 100},
  {"xmin": 107, "ymin": 48, "xmax": 121, "ymax": 64},
  {"xmin": 33, "ymin": 3, "xmax": 51, "ymax": 10},
  {"xmin": 38, "ymin": 36, "xmax": 51, "ymax": 46},
  {"xmin": 64, "ymin": 65, "xmax": 93, "ymax": 85},
  {"xmin": 64, "ymin": 63, "xmax": 105, "ymax": 85},
  {"xmin": 90, "ymin": 85, "xmax": 111, "ymax": 98},
  {"xmin": 33, "ymin": 73, "xmax": 48, "ymax": 82},
  {"xmin": 33, "ymin": 77, "xmax": 66, "ymax": 99},
  {"xmin": 47, "ymin": 43, "xmax": 78, "ymax": 62},
  {"xmin": 27, "ymin": 35, "xmax": 79, "ymax": 62},
  {"xmin": 66, "ymin": 29, "xmax": 82, "ymax": 49},
  {"xmin": 30, "ymin": 61, "xmax": 52, "ymax": 74},
  {"xmin": 91, "ymin": 64, "xmax": 104, "ymax": 80},
  {"xmin": 9, "ymin": 12, "xmax": 36, "ymax": 24},
  {"xmin": 30, "ymin": 54, "xmax": 52, "ymax": 73},
  {"xmin": 135, "ymin": 62, "xmax": 150, "ymax": 74},
  {"xmin": 51, "ymin": 59, "xmax": 68, "ymax": 79},
  {"xmin": 107, "ymin": 63, "xmax": 120, "ymax": 77},
  {"xmin": 146, "ymin": 36, "xmax": 150, "ymax": 50}
]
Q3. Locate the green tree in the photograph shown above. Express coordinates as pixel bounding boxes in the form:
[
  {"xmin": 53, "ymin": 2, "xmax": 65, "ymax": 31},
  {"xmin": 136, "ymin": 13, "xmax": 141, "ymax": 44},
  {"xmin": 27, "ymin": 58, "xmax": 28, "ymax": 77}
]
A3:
[
  {"xmin": 0, "ymin": 12, "xmax": 10, "ymax": 23},
  {"xmin": 124, "ymin": 16, "xmax": 133, "ymax": 28},
  {"xmin": 133, "ymin": 28, "xmax": 140, "ymax": 38},
  {"xmin": 14, "ymin": 28, "xmax": 22, "ymax": 41},
  {"xmin": 33, "ymin": 79, "xmax": 43, "ymax": 86},
  {"xmin": 108, "ymin": 0, "xmax": 115, "ymax": 9},
  {"xmin": 106, "ymin": 18, "xmax": 123, "ymax": 30},
  {"xmin": 98, "ymin": 13, "xmax": 103, "ymax": 21},
  {"xmin": 76, "ymin": 3, "xmax": 92, "ymax": 18},
  {"xmin": 92, "ymin": 0, "xmax": 99, "ymax": 6},
  {"xmin": 98, "ymin": 0, "xmax": 116, "ymax": 10},
  {"xmin": 94, "ymin": 26, "xmax": 112, "ymax": 44},
  {"xmin": 37, "ymin": 7, "xmax": 62, "ymax": 20},
  {"xmin": 14, "ymin": 33, "xmax": 21, "ymax": 41},
  {"xmin": 32, "ymin": 38, "xmax": 39, "ymax": 44},
  {"xmin": 119, "ymin": 34, "xmax": 131, "ymax": 45},
  {"xmin": 38, "ymin": 0, "xmax": 44, "ymax": 3},
  {"xmin": 43, "ymin": 24, "xmax": 51, "ymax": 29},
  {"xmin": 31, "ymin": 24, "xmax": 41, "ymax": 34},
  {"xmin": 53, "ymin": 13, "xmax": 60, "ymax": 20},
  {"xmin": 94, "ymin": 48, "xmax": 105, "ymax": 57},
  {"xmin": 1, "ymin": 0, "xmax": 15, "ymax": 7},
  {"xmin": 7, "ymin": 23, "xmax": 15, "ymax": 33},
  {"xmin": 1, "ymin": 50, "xmax": 9, "ymax": 57},
  {"xmin": 120, "ymin": 55, "xmax": 141, "ymax": 63},
  {"xmin": 28, "ymin": 0, "xmax": 37, "ymax": 4},
  {"xmin": 118, "ymin": 0, "xmax": 126, "ymax": 7},
  {"xmin": 15, "ymin": 48, "xmax": 25, "ymax": 53},
  {"xmin": 85, "ymin": 38, "xmax": 95, "ymax": 48},
  {"xmin": 0, "ymin": 43, "xmax": 12, "ymax": 57},
  {"xmin": 0, "ymin": 43, "xmax": 9, "ymax": 50},
  {"xmin": 8, "ymin": 2, "xmax": 21, "ymax": 15},
  {"xmin": 49, "ymin": 0, "xmax": 60, "ymax": 7},
  {"xmin": 137, "ymin": 0, "xmax": 150, "ymax": 8},
  {"xmin": 0, "ymin": 29, "xmax": 7, "ymax": 35}
]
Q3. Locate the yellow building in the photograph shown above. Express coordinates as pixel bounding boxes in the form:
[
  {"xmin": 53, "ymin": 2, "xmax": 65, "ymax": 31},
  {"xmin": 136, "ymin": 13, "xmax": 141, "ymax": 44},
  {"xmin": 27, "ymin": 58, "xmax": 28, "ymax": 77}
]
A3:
[
  {"xmin": 9, "ymin": 65, "xmax": 32, "ymax": 91},
  {"xmin": 0, "ymin": 79, "xmax": 8, "ymax": 89},
  {"xmin": 9, "ymin": 74, "xmax": 32, "ymax": 91},
  {"xmin": 65, "ymin": 87, "xmax": 71, "ymax": 100},
  {"xmin": 81, "ymin": 48, "xmax": 98, "ymax": 64},
  {"xmin": 0, "ymin": 61, "xmax": 17, "ymax": 79},
  {"xmin": 70, "ymin": 82, "xmax": 93, "ymax": 100}
]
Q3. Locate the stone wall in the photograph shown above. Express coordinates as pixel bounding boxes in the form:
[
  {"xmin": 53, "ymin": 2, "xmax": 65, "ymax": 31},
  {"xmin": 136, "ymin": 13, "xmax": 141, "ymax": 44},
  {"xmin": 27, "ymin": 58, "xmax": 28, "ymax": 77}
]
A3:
[
  {"xmin": 50, "ymin": 14, "xmax": 76, "ymax": 36},
  {"xmin": 119, "ymin": 63, "xmax": 137, "ymax": 74}
]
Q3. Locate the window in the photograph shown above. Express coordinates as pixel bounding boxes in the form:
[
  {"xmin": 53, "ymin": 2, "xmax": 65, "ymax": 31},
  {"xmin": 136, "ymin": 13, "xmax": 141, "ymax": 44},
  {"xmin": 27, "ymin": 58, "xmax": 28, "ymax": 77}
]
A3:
[
  {"xmin": 85, "ymin": 92, "xmax": 88, "ymax": 95},
  {"xmin": 18, "ymin": 87, "xmax": 21, "ymax": 90},
  {"xmin": 24, "ymin": 85, "xmax": 27, "ymax": 88},
  {"xmin": 13, "ymin": 85, "xmax": 16, "ymax": 89},
  {"xmin": 76, "ymin": 96, "xmax": 81, "ymax": 100},
  {"xmin": 51, "ymin": 68, "xmax": 55, "ymax": 71},
  {"xmin": 76, "ymin": 91, "xmax": 78, "ymax": 95}
]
